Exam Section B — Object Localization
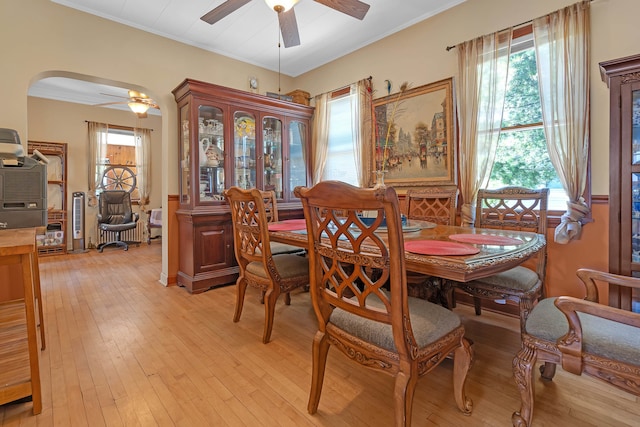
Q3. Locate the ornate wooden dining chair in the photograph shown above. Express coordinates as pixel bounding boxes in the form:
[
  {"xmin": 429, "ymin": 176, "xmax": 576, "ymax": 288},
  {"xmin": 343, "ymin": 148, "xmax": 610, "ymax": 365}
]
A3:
[
  {"xmin": 224, "ymin": 187, "xmax": 309, "ymax": 343},
  {"xmin": 295, "ymin": 181, "xmax": 473, "ymax": 427},
  {"xmin": 512, "ymin": 268, "xmax": 640, "ymax": 427},
  {"xmin": 454, "ymin": 187, "xmax": 548, "ymax": 332},
  {"xmin": 405, "ymin": 186, "xmax": 459, "ymax": 306}
]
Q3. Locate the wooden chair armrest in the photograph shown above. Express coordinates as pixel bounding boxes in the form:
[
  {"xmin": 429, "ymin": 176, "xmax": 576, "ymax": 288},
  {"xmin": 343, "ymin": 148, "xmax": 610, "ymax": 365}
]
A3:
[
  {"xmin": 576, "ymin": 268, "xmax": 640, "ymax": 302},
  {"xmin": 554, "ymin": 295, "xmax": 640, "ymax": 374}
]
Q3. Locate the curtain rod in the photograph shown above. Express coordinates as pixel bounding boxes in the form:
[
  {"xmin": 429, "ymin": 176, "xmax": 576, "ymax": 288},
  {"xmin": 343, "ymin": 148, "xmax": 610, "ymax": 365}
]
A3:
[
  {"xmin": 311, "ymin": 76, "xmax": 372, "ymax": 100},
  {"xmin": 84, "ymin": 120, "xmax": 153, "ymax": 132},
  {"xmin": 445, "ymin": 0, "xmax": 593, "ymax": 51}
]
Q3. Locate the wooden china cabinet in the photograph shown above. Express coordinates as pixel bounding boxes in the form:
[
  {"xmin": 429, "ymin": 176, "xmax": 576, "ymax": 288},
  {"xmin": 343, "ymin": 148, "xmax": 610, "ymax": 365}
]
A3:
[
  {"xmin": 600, "ymin": 54, "xmax": 640, "ymax": 311},
  {"xmin": 172, "ymin": 79, "xmax": 314, "ymax": 293}
]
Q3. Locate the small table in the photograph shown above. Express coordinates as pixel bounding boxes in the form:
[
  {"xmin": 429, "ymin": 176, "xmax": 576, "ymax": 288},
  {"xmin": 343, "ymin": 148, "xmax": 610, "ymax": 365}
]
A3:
[
  {"xmin": 0, "ymin": 228, "xmax": 42, "ymax": 414},
  {"xmin": 269, "ymin": 223, "xmax": 546, "ymax": 283},
  {"xmin": 147, "ymin": 208, "xmax": 162, "ymax": 244}
]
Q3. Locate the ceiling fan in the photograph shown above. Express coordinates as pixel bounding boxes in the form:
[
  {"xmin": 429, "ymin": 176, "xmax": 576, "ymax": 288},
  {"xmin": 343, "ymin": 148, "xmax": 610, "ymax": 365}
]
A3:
[
  {"xmin": 94, "ymin": 90, "xmax": 159, "ymax": 118},
  {"xmin": 201, "ymin": 0, "xmax": 371, "ymax": 48}
]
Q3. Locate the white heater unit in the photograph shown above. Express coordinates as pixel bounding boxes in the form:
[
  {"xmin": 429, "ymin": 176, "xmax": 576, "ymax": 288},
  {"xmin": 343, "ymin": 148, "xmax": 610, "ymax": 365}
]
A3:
[{"xmin": 72, "ymin": 192, "xmax": 85, "ymax": 251}]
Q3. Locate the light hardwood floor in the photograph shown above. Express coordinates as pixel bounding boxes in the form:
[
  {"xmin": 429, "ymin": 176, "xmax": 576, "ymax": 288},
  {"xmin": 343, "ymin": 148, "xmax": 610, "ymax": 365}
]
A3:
[{"xmin": 1, "ymin": 243, "xmax": 638, "ymax": 426}]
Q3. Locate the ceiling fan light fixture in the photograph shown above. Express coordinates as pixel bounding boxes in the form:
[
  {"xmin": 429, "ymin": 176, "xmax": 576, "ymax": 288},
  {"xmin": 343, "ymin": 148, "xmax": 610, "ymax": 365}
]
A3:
[
  {"xmin": 265, "ymin": 0, "xmax": 298, "ymax": 13},
  {"xmin": 128, "ymin": 101, "xmax": 150, "ymax": 115}
]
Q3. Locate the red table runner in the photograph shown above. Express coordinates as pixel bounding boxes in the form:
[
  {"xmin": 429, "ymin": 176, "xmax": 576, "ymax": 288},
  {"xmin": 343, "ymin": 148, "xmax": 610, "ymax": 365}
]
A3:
[
  {"xmin": 448, "ymin": 234, "xmax": 523, "ymax": 246},
  {"xmin": 267, "ymin": 219, "xmax": 307, "ymax": 231},
  {"xmin": 404, "ymin": 240, "xmax": 480, "ymax": 256}
]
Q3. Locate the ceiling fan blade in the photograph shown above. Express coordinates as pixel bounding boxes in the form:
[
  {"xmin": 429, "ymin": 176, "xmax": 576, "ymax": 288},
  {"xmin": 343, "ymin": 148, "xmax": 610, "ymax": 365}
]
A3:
[
  {"xmin": 93, "ymin": 101, "xmax": 128, "ymax": 107},
  {"xmin": 278, "ymin": 8, "xmax": 300, "ymax": 48},
  {"xmin": 99, "ymin": 92, "xmax": 129, "ymax": 100},
  {"xmin": 200, "ymin": 0, "xmax": 252, "ymax": 25},
  {"xmin": 128, "ymin": 90, "xmax": 150, "ymax": 99},
  {"xmin": 314, "ymin": 0, "xmax": 370, "ymax": 20}
]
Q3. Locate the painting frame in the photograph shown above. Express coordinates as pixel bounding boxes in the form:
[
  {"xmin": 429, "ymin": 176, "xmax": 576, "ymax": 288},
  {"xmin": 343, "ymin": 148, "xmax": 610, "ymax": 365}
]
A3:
[{"xmin": 368, "ymin": 77, "xmax": 456, "ymax": 189}]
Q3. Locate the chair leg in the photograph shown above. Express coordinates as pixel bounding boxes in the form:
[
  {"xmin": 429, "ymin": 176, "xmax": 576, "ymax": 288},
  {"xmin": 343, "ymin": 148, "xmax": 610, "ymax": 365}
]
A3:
[
  {"xmin": 539, "ymin": 362, "xmax": 557, "ymax": 381},
  {"xmin": 393, "ymin": 368, "xmax": 418, "ymax": 427},
  {"xmin": 262, "ymin": 288, "xmax": 279, "ymax": 343},
  {"xmin": 512, "ymin": 344, "xmax": 537, "ymax": 427},
  {"xmin": 452, "ymin": 337, "xmax": 473, "ymax": 415},
  {"xmin": 284, "ymin": 291, "xmax": 291, "ymax": 305},
  {"xmin": 473, "ymin": 296, "xmax": 482, "ymax": 315},
  {"xmin": 233, "ymin": 276, "xmax": 248, "ymax": 323},
  {"xmin": 308, "ymin": 330, "xmax": 330, "ymax": 415}
]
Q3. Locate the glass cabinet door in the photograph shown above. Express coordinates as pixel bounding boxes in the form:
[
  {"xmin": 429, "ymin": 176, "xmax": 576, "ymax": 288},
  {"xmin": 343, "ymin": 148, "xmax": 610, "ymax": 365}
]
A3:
[
  {"xmin": 179, "ymin": 103, "xmax": 191, "ymax": 205},
  {"xmin": 263, "ymin": 116, "xmax": 283, "ymax": 198},
  {"xmin": 288, "ymin": 120, "xmax": 308, "ymax": 199},
  {"xmin": 624, "ymin": 83, "xmax": 640, "ymax": 311},
  {"xmin": 233, "ymin": 111, "xmax": 256, "ymax": 189},
  {"xmin": 198, "ymin": 105, "xmax": 225, "ymax": 201}
]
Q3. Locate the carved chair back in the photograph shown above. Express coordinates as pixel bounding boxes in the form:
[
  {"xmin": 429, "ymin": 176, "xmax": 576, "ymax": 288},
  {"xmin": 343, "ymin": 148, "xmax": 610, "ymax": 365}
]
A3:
[{"xmin": 406, "ymin": 186, "xmax": 458, "ymax": 225}]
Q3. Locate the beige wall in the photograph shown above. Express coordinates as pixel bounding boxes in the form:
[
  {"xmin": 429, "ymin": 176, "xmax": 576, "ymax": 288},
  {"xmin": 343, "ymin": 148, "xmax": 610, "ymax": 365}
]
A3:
[
  {"xmin": 296, "ymin": 0, "xmax": 639, "ymax": 198},
  {"xmin": 2, "ymin": 0, "xmax": 638, "ymax": 297}
]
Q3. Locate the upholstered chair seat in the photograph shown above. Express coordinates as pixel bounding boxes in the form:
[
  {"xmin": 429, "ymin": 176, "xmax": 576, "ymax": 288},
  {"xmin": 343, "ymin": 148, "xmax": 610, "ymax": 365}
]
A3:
[
  {"xmin": 330, "ymin": 295, "xmax": 461, "ymax": 351},
  {"xmin": 245, "ymin": 254, "xmax": 310, "ymax": 281},
  {"xmin": 525, "ymin": 297, "xmax": 640, "ymax": 366}
]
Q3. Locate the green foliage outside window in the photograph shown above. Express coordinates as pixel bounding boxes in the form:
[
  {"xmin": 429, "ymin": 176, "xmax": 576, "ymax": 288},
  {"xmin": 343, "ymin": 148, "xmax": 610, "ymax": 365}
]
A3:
[{"xmin": 489, "ymin": 49, "xmax": 559, "ymax": 190}]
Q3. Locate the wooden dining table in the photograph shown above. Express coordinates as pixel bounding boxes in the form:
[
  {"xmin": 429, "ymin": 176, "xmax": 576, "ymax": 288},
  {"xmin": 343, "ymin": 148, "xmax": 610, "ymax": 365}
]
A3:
[{"xmin": 268, "ymin": 219, "xmax": 546, "ymax": 283}]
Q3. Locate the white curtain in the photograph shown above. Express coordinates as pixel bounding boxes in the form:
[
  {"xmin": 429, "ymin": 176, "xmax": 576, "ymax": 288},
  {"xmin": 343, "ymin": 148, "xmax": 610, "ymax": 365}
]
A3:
[
  {"xmin": 311, "ymin": 92, "xmax": 330, "ymax": 184},
  {"xmin": 533, "ymin": 1, "xmax": 591, "ymax": 244},
  {"xmin": 87, "ymin": 121, "xmax": 108, "ymax": 207},
  {"xmin": 134, "ymin": 127, "xmax": 151, "ymax": 210},
  {"xmin": 456, "ymin": 29, "xmax": 512, "ymax": 226},
  {"xmin": 351, "ymin": 78, "xmax": 373, "ymax": 187}
]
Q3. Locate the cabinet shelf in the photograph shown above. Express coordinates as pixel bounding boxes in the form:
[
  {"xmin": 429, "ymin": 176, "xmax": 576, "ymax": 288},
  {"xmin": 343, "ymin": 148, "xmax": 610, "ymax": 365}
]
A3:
[{"xmin": 28, "ymin": 141, "xmax": 67, "ymax": 257}]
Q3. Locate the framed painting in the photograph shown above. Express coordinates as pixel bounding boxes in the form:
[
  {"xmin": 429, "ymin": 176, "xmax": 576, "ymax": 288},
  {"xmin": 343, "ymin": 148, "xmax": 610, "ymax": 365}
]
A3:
[{"xmin": 368, "ymin": 77, "xmax": 456, "ymax": 188}]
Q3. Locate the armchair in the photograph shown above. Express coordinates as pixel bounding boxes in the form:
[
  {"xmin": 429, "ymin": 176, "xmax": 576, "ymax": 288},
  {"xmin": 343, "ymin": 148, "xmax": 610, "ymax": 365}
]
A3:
[
  {"xmin": 512, "ymin": 268, "xmax": 640, "ymax": 426},
  {"xmin": 96, "ymin": 190, "xmax": 140, "ymax": 252}
]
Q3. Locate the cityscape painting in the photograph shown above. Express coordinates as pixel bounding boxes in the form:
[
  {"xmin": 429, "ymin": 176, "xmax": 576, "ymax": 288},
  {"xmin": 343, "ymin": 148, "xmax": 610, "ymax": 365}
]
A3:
[{"xmin": 370, "ymin": 78, "xmax": 456, "ymax": 188}]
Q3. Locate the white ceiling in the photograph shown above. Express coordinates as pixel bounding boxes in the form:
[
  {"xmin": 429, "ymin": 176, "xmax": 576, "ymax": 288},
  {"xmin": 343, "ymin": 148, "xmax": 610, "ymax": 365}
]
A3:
[
  {"xmin": 52, "ymin": 0, "xmax": 464, "ymax": 76},
  {"xmin": 28, "ymin": 0, "xmax": 464, "ymax": 114}
]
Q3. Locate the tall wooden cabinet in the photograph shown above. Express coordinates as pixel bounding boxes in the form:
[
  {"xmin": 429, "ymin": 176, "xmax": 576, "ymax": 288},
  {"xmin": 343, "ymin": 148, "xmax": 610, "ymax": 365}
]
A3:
[
  {"xmin": 27, "ymin": 141, "xmax": 67, "ymax": 256},
  {"xmin": 600, "ymin": 54, "xmax": 640, "ymax": 311},
  {"xmin": 172, "ymin": 79, "xmax": 314, "ymax": 293}
]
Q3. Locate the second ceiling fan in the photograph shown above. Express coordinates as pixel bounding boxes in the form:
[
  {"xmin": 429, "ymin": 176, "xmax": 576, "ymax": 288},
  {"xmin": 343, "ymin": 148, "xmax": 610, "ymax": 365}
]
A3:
[{"xmin": 201, "ymin": 0, "xmax": 370, "ymax": 48}]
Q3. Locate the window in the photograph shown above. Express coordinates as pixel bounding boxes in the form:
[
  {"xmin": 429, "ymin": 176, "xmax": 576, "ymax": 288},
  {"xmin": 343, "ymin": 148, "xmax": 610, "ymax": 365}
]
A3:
[
  {"xmin": 321, "ymin": 92, "xmax": 359, "ymax": 186},
  {"xmin": 96, "ymin": 127, "xmax": 140, "ymax": 200},
  {"xmin": 487, "ymin": 32, "xmax": 570, "ymax": 211}
]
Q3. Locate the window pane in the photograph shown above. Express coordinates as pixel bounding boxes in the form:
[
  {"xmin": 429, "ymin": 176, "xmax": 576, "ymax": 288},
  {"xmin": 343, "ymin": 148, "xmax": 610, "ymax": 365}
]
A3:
[
  {"xmin": 489, "ymin": 44, "xmax": 568, "ymax": 211},
  {"xmin": 321, "ymin": 95, "xmax": 358, "ymax": 186},
  {"xmin": 96, "ymin": 129, "xmax": 140, "ymax": 200},
  {"xmin": 488, "ymin": 128, "xmax": 565, "ymax": 210}
]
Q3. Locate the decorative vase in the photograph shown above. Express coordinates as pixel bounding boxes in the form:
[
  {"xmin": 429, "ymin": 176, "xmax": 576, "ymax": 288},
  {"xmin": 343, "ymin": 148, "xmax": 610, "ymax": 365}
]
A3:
[
  {"xmin": 199, "ymin": 138, "xmax": 211, "ymax": 167},
  {"xmin": 373, "ymin": 170, "xmax": 386, "ymax": 190}
]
